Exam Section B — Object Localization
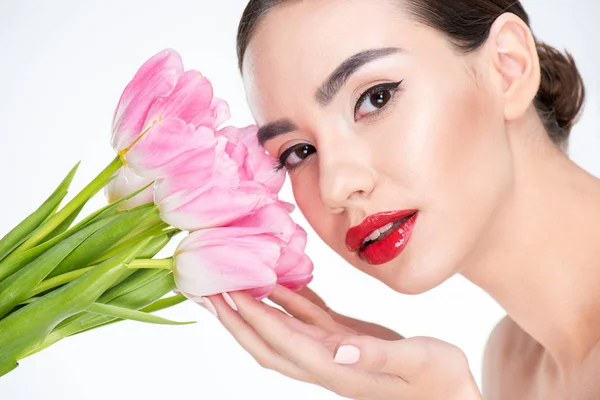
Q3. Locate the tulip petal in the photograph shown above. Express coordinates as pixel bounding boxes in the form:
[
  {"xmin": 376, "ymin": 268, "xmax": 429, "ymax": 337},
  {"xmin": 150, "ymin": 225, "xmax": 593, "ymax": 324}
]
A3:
[
  {"xmin": 124, "ymin": 119, "xmax": 215, "ymax": 179},
  {"xmin": 273, "ymin": 224, "xmax": 309, "ymax": 276},
  {"xmin": 111, "ymin": 49, "xmax": 183, "ymax": 152},
  {"xmin": 176, "ymin": 227, "xmax": 279, "ymax": 250},
  {"xmin": 218, "ymin": 125, "xmax": 285, "ymax": 193},
  {"xmin": 158, "ymin": 181, "xmax": 271, "ymax": 231},
  {"xmin": 105, "ymin": 167, "xmax": 154, "ymax": 211},
  {"xmin": 278, "ymin": 272, "xmax": 313, "ymax": 292},
  {"xmin": 191, "ymin": 97, "xmax": 231, "ymax": 129},
  {"xmin": 174, "ymin": 245, "xmax": 277, "ymax": 297},
  {"xmin": 145, "ymin": 70, "xmax": 214, "ymax": 126},
  {"xmin": 153, "ymin": 138, "xmax": 239, "ymax": 202},
  {"xmin": 232, "ymin": 201, "xmax": 296, "ymax": 242}
]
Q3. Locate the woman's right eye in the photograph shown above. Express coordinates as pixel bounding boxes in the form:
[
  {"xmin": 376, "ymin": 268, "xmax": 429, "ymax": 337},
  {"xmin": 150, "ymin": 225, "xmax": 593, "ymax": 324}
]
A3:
[{"xmin": 276, "ymin": 143, "xmax": 316, "ymax": 171}]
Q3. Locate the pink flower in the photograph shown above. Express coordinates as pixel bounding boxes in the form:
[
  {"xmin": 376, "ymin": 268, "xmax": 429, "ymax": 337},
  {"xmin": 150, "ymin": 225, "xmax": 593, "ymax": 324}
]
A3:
[
  {"xmin": 235, "ymin": 202, "xmax": 314, "ymax": 291},
  {"xmin": 111, "ymin": 49, "xmax": 228, "ymax": 180},
  {"xmin": 232, "ymin": 200, "xmax": 297, "ymax": 242},
  {"xmin": 218, "ymin": 125, "xmax": 286, "ymax": 194},
  {"xmin": 173, "ymin": 200, "xmax": 313, "ymax": 300},
  {"xmin": 104, "ymin": 167, "xmax": 154, "ymax": 211},
  {"xmin": 274, "ymin": 224, "xmax": 314, "ymax": 291},
  {"xmin": 192, "ymin": 97, "xmax": 231, "ymax": 130},
  {"xmin": 173, "ymin": 224, "xmax": 313, "ymax": 300},
  {"xmin": 123, "ymin": 121, "xmax": 216, "ymax": 179},
  {"xmin": 173, "ymin": 227, "xmax": 280, "ymax": 300},
  {"xmin": 154, "ymin": 138, "xmax": 273, "ymax": 231},
  {"xmin": 111, "ymin": 49, "xmax": 183, "ymax": 153}
]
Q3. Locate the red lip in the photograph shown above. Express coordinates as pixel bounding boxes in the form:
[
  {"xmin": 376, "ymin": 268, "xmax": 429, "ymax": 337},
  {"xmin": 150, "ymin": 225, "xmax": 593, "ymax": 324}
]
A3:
[{"xmin": 346, "ymin": 210, "xmax": 418, "ymax": 265}]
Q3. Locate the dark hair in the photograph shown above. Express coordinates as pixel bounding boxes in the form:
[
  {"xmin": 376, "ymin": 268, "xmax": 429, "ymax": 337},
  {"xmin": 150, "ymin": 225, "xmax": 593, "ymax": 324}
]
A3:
[{"xmin": 237, "ymin": 0, "xmax": 586, "ymax": 146}]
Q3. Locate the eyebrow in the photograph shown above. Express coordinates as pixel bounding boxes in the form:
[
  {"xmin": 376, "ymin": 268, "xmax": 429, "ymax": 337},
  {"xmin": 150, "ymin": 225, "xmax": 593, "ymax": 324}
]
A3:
[
  {"xmin": 315, "ymin": 47, "xmax": 402, "ymax": 106},
  {"xmin": 257, "ymin": 119, "xmax": 298, "ymax": 146},
  {"xmin": 256, "ymin": 47, "xmax": 402, "ymax": 146}
]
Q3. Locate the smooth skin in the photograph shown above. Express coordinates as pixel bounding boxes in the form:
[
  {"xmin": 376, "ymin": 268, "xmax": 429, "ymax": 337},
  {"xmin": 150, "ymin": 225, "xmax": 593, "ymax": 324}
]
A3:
[{"xmin": 203, "ymin": 1, "xmax": 600, "ymax": 398}]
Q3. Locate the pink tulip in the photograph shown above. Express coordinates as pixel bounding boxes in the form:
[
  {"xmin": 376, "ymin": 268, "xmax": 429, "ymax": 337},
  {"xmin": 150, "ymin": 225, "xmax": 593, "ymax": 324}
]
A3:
[
  {"xmin": 218, "ymin": 125, "xmax": 286, "ymax": 194},
  {"xmin": 154, "ymin": 137, "xmax": 275, "ymax": 231},
  {"xmin": 232, "ymin": 200, "xmax": 297, "ymax": 243},
  {"xmin": 192, "ymin": 97, "xmax": 231, "ymax": 130},
  {"xmin": 173, "ymin": 227, "xmax": 281, "ymax": 300},
  {"xmin": 173, "ymin": 224, "xmax": 313, "ymax": 300},
  {"xmin": 274, "ymin": 225, "xmax": 314, "ymax": 290},
  {"xmin": 234, "ymin": 202, "xmax": 314, "ymax": 292},
  {"xmin": 158, "ymin": 179, "xmax": 273, "ymax": 231},
  {"xmin": 123, "ymin": 121, "xmax": 216, "ymax": 179},
  {"xmin": 112, "ymin": 49, "xmax": 223, "ymax": 182},
  {"xmin": 104, "ymin": 167, "xmax": 154, "ymax": 211},
  {"xmin": 143, "ymin": 70, "xmax": 214, "ymax": 129},
  {"xmin": 111, "ymin": 49, "xmax": 183, "ymax": 153}
]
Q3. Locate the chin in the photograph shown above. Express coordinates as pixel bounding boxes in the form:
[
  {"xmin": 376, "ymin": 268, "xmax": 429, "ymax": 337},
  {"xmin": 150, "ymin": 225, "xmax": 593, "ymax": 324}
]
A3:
[{"xmin": 359, "ymin": 240, "xmax": 462, "ymax": 295}]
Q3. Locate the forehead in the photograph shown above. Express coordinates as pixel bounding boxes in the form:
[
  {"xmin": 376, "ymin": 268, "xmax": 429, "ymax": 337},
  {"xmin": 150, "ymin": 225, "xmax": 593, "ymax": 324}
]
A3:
[{"xmin": 242, "ymin": 0, "xmax": 418, "ymax": 123}]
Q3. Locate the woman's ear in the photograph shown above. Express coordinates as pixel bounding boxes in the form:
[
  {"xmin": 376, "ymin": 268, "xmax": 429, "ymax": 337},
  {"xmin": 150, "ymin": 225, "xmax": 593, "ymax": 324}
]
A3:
[{"xmin": 486, "ymin": 12, "xmax": 541, "ymax": 122}]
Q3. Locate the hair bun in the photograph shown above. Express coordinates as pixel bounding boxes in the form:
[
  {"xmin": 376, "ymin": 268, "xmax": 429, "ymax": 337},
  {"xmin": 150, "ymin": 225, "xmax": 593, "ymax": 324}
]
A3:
[{"xmin": 534, "ymin": 42, "xmax": 586, "ymax": 144}]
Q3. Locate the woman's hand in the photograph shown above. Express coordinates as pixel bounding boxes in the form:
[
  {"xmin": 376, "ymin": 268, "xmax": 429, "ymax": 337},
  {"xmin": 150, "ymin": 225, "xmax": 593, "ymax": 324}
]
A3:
[{"xmin": 203, "ymin": 285, "xmax": 482, "ymax": 400}]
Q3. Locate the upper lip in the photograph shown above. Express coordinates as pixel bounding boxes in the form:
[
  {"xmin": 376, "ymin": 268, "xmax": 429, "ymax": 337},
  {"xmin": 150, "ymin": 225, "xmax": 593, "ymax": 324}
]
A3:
[{"xmin": 345, "ymin": 209, "xmax": 418, "ymax": 252}]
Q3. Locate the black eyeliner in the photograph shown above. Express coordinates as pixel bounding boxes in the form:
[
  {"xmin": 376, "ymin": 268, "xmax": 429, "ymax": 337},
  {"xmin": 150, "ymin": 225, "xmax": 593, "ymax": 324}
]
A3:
[{"xmin": 354, "ymin": 80, "xmax": 403, "ymax": 116}]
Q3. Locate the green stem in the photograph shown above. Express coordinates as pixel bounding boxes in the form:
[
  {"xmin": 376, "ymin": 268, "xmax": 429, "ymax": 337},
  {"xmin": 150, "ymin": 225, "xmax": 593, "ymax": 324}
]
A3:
[
  {"xmin": 13, "ymin": 156, "xmax": 123, "ymax": 254},
  {"xmin": 127, "ymin": 259, "xmax": 173, "ymax": 270},
  {"xmin": 26, "ymin": 266, "xmax": 94, "ymax": 298}
]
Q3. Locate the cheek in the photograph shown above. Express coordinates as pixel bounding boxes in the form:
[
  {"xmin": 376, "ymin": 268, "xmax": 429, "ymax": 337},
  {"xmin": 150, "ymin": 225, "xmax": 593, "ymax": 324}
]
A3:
[
  {"xmin": 291, "ymin": 167, "xmax": 338, "ymax": 245},
  {"xmin": 378, "ymin": 77, "xmax": 513, "ymax": 290},
  {"xmin": 381, "ymin": 73, "xmax": 511, "ymax": 209}
]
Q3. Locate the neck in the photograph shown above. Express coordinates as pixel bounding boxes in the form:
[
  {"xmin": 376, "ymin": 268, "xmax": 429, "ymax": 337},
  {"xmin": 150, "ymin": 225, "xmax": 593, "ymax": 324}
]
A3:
[{"xmin": 462, "ymin": 111, "xmax": 600, "ymax": 372}]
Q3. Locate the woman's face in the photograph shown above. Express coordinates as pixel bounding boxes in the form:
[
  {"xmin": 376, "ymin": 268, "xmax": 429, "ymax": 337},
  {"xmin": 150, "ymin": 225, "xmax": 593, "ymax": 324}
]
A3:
[{"xmin": 242, "ymin": 0, "xmax": 515, "ymax": 294}]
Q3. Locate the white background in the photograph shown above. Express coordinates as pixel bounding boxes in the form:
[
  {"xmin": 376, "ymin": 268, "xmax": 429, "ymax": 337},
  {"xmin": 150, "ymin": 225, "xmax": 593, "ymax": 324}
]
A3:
[{"xmin": 0, "ymin": 1, "xmax": 598, "ymax": 399}]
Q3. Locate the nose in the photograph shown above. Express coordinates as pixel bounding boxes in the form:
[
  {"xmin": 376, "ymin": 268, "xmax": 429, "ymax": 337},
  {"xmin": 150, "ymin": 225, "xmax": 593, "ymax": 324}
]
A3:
[{"xmin": 318, "ymin": 134, "xmax": 376, "ymax": 213}]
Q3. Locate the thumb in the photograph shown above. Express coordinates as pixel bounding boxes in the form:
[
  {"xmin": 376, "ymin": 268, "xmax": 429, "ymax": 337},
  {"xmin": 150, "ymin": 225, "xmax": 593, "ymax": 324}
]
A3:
[{"xmin": 332, "ymin": 336, "xmax": 460, "ymax": 379}]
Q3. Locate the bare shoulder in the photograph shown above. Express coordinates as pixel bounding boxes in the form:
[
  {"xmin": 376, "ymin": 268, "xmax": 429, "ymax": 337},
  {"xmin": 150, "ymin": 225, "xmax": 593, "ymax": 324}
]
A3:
[{"xmin": 482, "ymin": 316, "xmax": 543, "ymax": 399}]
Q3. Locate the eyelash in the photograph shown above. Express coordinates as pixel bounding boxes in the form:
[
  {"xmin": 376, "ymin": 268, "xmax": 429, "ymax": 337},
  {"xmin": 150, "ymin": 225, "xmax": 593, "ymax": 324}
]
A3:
[
  {"xmin": 273, "ymin": 80, "xmax": 404, "ymax": 173},
  {"xmin": 273, "ymin": 144, "xmax": 314, "ymax": 172},
  {"xmin": 354, "ymin": 80, "xmax": 403, "ymax": 120}
]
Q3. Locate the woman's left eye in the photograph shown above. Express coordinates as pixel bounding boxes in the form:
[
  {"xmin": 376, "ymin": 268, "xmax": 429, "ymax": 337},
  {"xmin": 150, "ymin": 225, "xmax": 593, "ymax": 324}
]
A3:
[{"xmin": 354, "ymin": 80, "xmax": 403, "ymax": 120}]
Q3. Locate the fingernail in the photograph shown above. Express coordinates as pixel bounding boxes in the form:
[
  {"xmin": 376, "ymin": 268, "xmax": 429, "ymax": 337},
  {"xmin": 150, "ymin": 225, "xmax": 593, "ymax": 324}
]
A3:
[
  {"xmin": 223, "ymin": 293, "xmax": 238, "ymax": 311},
  {"xmin": 333, "ymin": 345, "xmax": 360, "ymax": 364},
  {"xmin": 201, "ymin": 297, "xmax": 218, "ymax": 318}
]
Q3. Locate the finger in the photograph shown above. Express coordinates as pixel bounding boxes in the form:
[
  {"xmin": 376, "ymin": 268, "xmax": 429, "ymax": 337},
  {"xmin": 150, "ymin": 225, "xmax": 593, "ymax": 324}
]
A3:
[
  {"xmin": 231, "ymin": 292, "xmax": 414, "ymax": 399},
  {"xmin": 294, "ymin": 286, "xmax": 329, "ymax": 310},
  {"xmin": 203, "ymin": 294, "xmax": 317, "ymax": 385},
  {"xmin": 268, "ymin": 285, "xmax": 352, "ymax": 334},
  {"xmin": 230, "ymin": 291, "xmax": 338, "ymax": 372},
  {"xmin": 332, "ymin": 336, "xmax": 461, "ymax": 382}
]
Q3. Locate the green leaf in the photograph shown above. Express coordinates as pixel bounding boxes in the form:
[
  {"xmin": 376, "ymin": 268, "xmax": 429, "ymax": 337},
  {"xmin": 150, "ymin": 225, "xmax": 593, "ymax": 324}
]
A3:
[
  {"xmin": 0, "ymin": 204, "xmax": 124, "ymax": 284},
  {"xmin": 0, "ymin": 163, "xmax": 79, "ymax": 262},
  {"xmin": 99, "ymin": 269, "xmax": 172, "ymax": 304},
  {"xmin": 27, "ymin": 269, "xmax": 180, "ymax": 355},
  {"xmin": 0, "ymin": 218, "xmax": 108, "ymax": 319},
  {"xmin": 26, "ymin": 266, "xmax": 94, "ymax": 298},
  {"xmin": 140, "ymin": 293, "xmax": 187, "ymax": 313},
  {"xmin": 87, "ymin": 302, "xmax": 193, "ymax": 325},
  {"xmin": 70, "ymin": 186, "xmax": 156, "ymax": 235},
  {"xmin": 0, "ymin": 237, "xmax": 152, "ymax": 376},
  {"xmin": 48, "ymin": 206, "xmax": 159, "ymax": 278},
  {"xmin": 93, "ymin": 227, "xmax": 178, "ymax": 265},
  {"xmin": 43, "ymin": 202, "xmax": 87, "ymax": 242},
  {"xmin": 12, "ymin": 156, "xmax": 122, "ymax": 255}
]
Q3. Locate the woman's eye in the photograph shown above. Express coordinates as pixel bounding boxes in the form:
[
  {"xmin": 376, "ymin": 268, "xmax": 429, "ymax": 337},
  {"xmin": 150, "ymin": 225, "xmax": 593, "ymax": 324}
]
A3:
[
  {"xmin": 277, "ymin": 144, "xmax": 316, "ymax": 171},
  {"xmin": 354, "ymin": 81, "xmax": 403, "ymax": 120}
]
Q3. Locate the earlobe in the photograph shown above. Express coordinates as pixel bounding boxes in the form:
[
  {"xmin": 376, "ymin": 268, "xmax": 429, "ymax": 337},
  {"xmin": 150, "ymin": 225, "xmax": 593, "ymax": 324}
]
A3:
[{"xmin": 488, "ymin": 13, "xmax": 541, "ymax": 122}]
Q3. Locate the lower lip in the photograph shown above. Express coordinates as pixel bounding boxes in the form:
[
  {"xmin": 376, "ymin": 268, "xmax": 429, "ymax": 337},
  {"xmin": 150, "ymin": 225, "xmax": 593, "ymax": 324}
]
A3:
[{"xmin": 359, "ymin": 213, "xmax": 418, "ymax": 265}]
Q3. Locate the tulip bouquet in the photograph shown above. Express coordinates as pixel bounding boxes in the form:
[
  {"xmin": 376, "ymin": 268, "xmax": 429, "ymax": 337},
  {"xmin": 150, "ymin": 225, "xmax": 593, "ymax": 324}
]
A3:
[{"xmin": 0, "ymin": 49, "xmax": 313, "ymax": 377}]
